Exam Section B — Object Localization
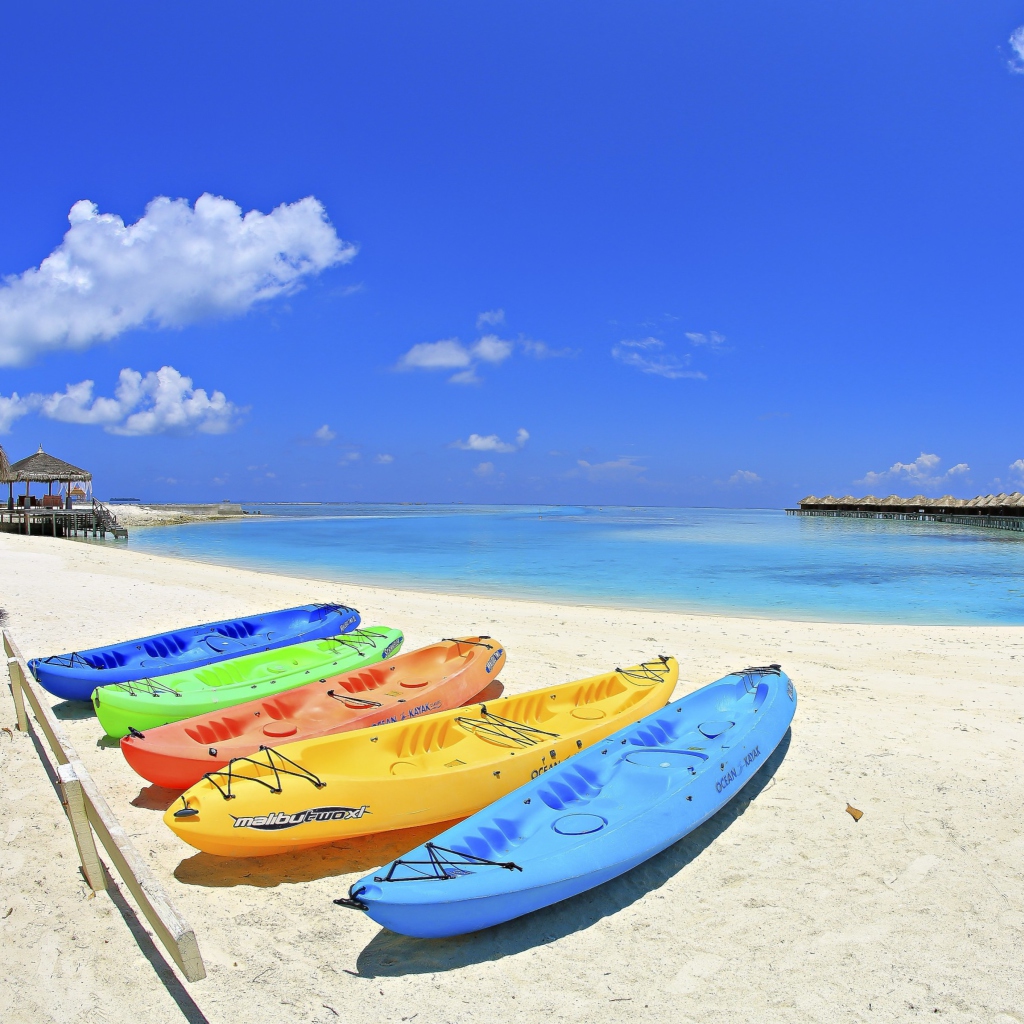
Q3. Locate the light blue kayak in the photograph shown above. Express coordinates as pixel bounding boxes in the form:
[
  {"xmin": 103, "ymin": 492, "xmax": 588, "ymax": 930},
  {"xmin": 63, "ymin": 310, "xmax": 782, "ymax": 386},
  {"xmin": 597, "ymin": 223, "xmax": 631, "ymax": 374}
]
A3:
[
  {"xmin": 29, "ymin": 603, "xmax": 361, "ymax": 701},
  {"xmin": 339, "ymin": 664, "xmax": 795, "ymax": 938}
]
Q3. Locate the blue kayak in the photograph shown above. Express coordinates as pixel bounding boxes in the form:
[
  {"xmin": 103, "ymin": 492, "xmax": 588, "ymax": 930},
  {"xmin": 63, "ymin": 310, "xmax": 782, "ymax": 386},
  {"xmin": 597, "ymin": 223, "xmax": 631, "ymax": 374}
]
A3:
[
  {"xmin": 29, "ymin": 603, "xmax": 361, "ymax": 701},
  {"xmin": 340, "ymin": 664, "xmax": 795, "ymax": 938}
]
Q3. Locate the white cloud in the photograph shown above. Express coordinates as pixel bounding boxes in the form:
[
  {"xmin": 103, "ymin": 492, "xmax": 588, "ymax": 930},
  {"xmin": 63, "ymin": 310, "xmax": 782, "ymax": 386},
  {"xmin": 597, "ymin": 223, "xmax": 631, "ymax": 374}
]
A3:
[
  {"xmin": 397, "ymin": 338, "xmax": 471, "ymax": 371},
  {"xmin": 612, "ymin": 338, "xmax": 707, "ymax": 380},
  {"xmin": 375, "ymin": 453, "xmax": 394, "ymax": 464},
  {"xmin": 313, "ymin": 424, "xmax": 336, "ymax": 442},
  {"xmin": 576, "ymin": 456, "xmax": 645, "ymax": 482},
  {"xmin": 1010, "ymin": 26, "xmax": 1024, "ymax": 73},
  {"xmin": 858, "ymin": 453, "xmax": 970, "ymax": 490},
  {"xmin": 472, "ymin": 335, "xmax": 514, "ymax": 364},
  {"xmin": 0, "ymin": 365, "xmax": 243, "ymax": 436},
  {"xmin": 0, "ymin": 393, "xmax": 33, "ymax": 434},
  {"xmin": 396, "ymin": 315, "xmax": 566, "ymax": 384},
  {"xmin": 730, "ymin": 469, "xmax": 761, "ymax": 484},
  {"xmin": 338, "ymin": 451, "xmax": 360, "ymax": 465},
  {"xmin": 395, "ymin": 335, "xmax": 514, "ymax": 384},
  {"xmin": 520, "ymin": 338, "xmax": 575, "ymax": 359},
  {"xmin": 1009, "ymin": 458, "xmax": 1024, "ymax": 480},
  {"xmin": 476, "ymin": 309, "xmax": 505, "ymax": 329},
  {"xmin": 474, "ymin": 461, "xmax": 495, "ymax": 477},
  {"xmin": 0, "ymin": 194, "xmax": 353, "ymax": 367},
  {"xmin": 451, "ymin": 428, "xmax": 529, "ymax": 453},
  {"xmin": 686, "ymin": 330, "xmax": 727, "ymax": 350}
]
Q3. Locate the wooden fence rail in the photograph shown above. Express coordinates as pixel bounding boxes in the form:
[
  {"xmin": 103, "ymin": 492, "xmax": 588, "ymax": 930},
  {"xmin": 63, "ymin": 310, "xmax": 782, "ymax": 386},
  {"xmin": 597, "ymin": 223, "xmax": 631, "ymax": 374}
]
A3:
[{"xmin": 2, "ymin": 629, "xmax": 205, "ymax": 982}]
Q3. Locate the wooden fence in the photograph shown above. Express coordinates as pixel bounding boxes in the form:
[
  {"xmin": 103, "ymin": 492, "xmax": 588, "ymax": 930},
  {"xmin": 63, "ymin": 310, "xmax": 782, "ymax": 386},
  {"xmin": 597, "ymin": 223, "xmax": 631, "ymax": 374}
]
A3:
[{"xmin": 3, "ymin": 629, "xmax": 205, "ymax": 982}]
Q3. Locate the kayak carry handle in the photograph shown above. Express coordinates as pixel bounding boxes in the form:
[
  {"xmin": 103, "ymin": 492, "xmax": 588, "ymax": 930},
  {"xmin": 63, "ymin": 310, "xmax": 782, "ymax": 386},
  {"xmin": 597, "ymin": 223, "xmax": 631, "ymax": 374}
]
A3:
[{"xmin": 334, "ymin": 885, "xmax": 369, "ymax": 911}]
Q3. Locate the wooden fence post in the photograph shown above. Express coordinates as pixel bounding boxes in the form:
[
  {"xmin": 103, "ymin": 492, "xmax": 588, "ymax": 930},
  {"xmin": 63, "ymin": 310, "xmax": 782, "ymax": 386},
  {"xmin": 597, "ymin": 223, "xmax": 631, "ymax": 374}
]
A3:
[
  {"xmin": 57, "ymin": 762, "xmax": 107, "ymax": 892},
  {"xmin": 6, "ymin": 653, "xmax": 29, "ymax": 733},
  {"xmin": 0, "ymin": 628, "xmax": 206, "ymax": 983}
]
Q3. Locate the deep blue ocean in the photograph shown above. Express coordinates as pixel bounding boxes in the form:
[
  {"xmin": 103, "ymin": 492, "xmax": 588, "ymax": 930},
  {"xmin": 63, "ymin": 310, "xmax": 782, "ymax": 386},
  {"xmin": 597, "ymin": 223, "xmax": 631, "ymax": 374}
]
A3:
[{"xmin": 125, "ymin": 504, "xmax": 1024, "ymax": 625}]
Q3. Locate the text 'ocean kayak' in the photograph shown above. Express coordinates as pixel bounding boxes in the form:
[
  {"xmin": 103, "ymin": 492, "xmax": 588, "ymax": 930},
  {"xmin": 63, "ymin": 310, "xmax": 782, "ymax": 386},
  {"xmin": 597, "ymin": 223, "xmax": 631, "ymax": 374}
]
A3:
[
  {"xmin": 121, "ymin": 636, "xmax": 505, "ymax": 789},
  {"xmin": 29, "ymin": 603, "xmax": 361, "ymax": 701},
  {"xmin": 341, "ymin": 664, "xmax": 795, "ymax": 938},
  {"xmin": 165, "ymin": 657, "xmax": 678, "ymax": 858}
]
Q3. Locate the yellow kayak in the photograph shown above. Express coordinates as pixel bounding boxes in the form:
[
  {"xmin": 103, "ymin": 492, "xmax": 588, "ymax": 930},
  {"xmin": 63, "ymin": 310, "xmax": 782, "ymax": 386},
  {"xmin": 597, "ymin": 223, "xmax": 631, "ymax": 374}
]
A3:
[{"xmin": 165, "ymin": 657, "xmax": 678, "ymax": 857}]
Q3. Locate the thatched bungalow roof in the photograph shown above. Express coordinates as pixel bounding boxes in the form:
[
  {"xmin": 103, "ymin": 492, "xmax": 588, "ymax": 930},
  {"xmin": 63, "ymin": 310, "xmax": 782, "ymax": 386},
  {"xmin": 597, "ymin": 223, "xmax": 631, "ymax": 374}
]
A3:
[
  {"xmin": 9, "ymin": 445, "xmax": 92, "ymax": 483},
  {"xmin": 797, "ymin": 488, "xmax": 1024, "ymax": 517},
  {"xmin": 0, "ymin": 443, "xmax": 11, "ymax": 483}
]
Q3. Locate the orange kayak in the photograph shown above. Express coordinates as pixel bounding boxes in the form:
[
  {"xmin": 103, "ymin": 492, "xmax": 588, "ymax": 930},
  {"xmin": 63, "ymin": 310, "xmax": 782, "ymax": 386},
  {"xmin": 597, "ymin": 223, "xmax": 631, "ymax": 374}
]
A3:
[{"xmin": 121, "ymin": 637, "xmax": 506, "ymax": 790}]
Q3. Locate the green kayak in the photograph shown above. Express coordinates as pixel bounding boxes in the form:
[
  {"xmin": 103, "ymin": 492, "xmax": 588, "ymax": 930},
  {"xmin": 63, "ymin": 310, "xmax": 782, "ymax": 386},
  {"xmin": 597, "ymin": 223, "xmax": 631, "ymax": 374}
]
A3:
[{"xmin": 93, "ymin": 626, "xmax": 403, "ymax": 739}]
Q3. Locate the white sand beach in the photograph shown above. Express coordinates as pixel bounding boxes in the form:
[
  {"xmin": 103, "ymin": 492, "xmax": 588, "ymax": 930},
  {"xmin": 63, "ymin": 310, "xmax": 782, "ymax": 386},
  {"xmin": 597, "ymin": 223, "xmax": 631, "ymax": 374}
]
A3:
[{"xmin": 1, "ymin": 529, "xmax": 1023, "ymax": 1024}]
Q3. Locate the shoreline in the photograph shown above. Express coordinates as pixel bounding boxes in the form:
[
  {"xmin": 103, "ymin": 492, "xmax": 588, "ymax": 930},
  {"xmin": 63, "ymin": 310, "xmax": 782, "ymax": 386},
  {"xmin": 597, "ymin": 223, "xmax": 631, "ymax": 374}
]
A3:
[
  {"xmin": 120, "ymin": 528, "xmax": 1023, "ymax": 630},
  {"xmin": 1, "ymin": 529, "xmax": 1023, "ymax": 1023}
]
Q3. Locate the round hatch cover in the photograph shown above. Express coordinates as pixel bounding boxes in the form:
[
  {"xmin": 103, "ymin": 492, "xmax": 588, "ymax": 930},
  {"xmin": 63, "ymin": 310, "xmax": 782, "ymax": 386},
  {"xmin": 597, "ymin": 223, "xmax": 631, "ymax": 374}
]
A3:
[
  {"xmin": 552, "ymin": 813, "xmax": 607, "ymax": 835},
  {"xmin": 698, "ymin": 720, "xmax": 735, "ymax": 739},
  {"xmin": 625, "ymin": 750, "xmax": 701, "ymax": 769},
  {"xmin": 263, "ymin": 722, "xmax": 298, "ymax": 738}
]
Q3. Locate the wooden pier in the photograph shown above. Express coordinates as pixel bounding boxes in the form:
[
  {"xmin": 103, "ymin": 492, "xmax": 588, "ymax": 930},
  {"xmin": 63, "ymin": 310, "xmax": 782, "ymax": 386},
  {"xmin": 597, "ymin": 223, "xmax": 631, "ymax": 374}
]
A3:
[{"xmin": 0, "ymin": 501, "xmax": 128, "ymax": 539}]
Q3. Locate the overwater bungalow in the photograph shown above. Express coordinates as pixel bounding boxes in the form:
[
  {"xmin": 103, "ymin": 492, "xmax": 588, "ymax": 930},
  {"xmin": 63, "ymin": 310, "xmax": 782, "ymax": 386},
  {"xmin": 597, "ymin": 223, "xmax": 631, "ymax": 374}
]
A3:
[{"xmin": 790, "ymin": 490, "xmax": 1024, "ymax": 532}]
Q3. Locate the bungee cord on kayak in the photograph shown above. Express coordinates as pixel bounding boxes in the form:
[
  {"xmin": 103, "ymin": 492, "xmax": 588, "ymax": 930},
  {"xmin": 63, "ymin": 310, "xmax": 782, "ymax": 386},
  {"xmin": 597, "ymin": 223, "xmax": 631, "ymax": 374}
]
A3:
[
  {"xmin": 452, "ymin": 709, "xmax": 561, "ymax": 748},
  {"xmin": 614, "ymin": 656, "xmax": 672, "ymax": 684},
  {"xmin": 194, "ymin": 744, "xmax": 325, "ymax": 803}
]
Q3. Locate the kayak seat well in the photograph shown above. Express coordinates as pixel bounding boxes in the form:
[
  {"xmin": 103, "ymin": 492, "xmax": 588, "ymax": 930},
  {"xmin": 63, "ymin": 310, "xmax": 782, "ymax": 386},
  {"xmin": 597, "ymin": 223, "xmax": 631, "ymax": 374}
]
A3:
[
  {"xmin": 537, "ymin": 764, "xmax": 604, "ymax": 809},
  {"xmin": 454, "ymin": 814, "xmax": 530, "ymax": 859},
  {"xmin": 143, "ymin": 634, "xmax": 190, "ymax": 659},
  {"xmin": 395, "ymin": 718, "xmax": 465, "ymax": 758},
  {"xmin": 338, "ymin": 669, "xmax": 388, "ymax": 694},
  {"xmin": 572, "ymin": 674, "xmax": 627, "ymax": 707},
  {"xmin": 85, "ymin": 650, "xmax": 129, "ymax": 670},
  {"xmin": 184, "ymin": 713, "xmax": 252, "ymax": 744},
  {"xmin": 214, "ymin": 620, "xmax": 259, "ymax": 640}
]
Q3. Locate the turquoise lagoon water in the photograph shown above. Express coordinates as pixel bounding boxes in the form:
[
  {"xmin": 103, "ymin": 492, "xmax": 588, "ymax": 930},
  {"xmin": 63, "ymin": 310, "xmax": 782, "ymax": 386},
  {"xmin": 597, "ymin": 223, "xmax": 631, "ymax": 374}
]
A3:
[{"xmin": 125, "ymin": 504, "xmax": 1024, "ymax": 625}]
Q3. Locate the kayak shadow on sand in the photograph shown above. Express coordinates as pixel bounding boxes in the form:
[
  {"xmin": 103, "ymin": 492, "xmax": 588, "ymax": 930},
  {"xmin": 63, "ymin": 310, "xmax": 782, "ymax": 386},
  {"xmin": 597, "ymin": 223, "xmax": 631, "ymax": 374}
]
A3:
[
  {"xmin": 353, "ymin": 728, "xmax": 793, "ymax": 977},
  {"xmin": 173, "ymin": 819, "xmax": 463, "ymax": 888},
  {"xmin": 50, "ymin": 698, "xmax": 96, "ymax": 721}
]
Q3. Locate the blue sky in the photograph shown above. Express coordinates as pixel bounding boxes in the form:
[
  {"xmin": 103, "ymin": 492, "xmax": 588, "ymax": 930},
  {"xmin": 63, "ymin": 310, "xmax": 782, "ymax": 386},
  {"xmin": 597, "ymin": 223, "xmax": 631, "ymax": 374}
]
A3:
[{"xmin": 2, "ymin": 2, "xmax": 1023, "ymax": 506}]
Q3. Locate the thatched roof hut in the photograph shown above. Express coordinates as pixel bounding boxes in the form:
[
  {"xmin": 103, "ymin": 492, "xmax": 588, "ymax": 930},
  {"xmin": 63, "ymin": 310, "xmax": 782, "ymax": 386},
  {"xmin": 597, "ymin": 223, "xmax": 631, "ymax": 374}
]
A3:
[
  {"xmin": 0, "ymin": 443, "xmax": 11, "ymax": 484},
  {"xmin": 6, "ymin": 445, "xmax": 92, "ymax": 510},
  {"xmin": 10, "ymin": 445, "xmax": 92, "ymax": 483}
]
